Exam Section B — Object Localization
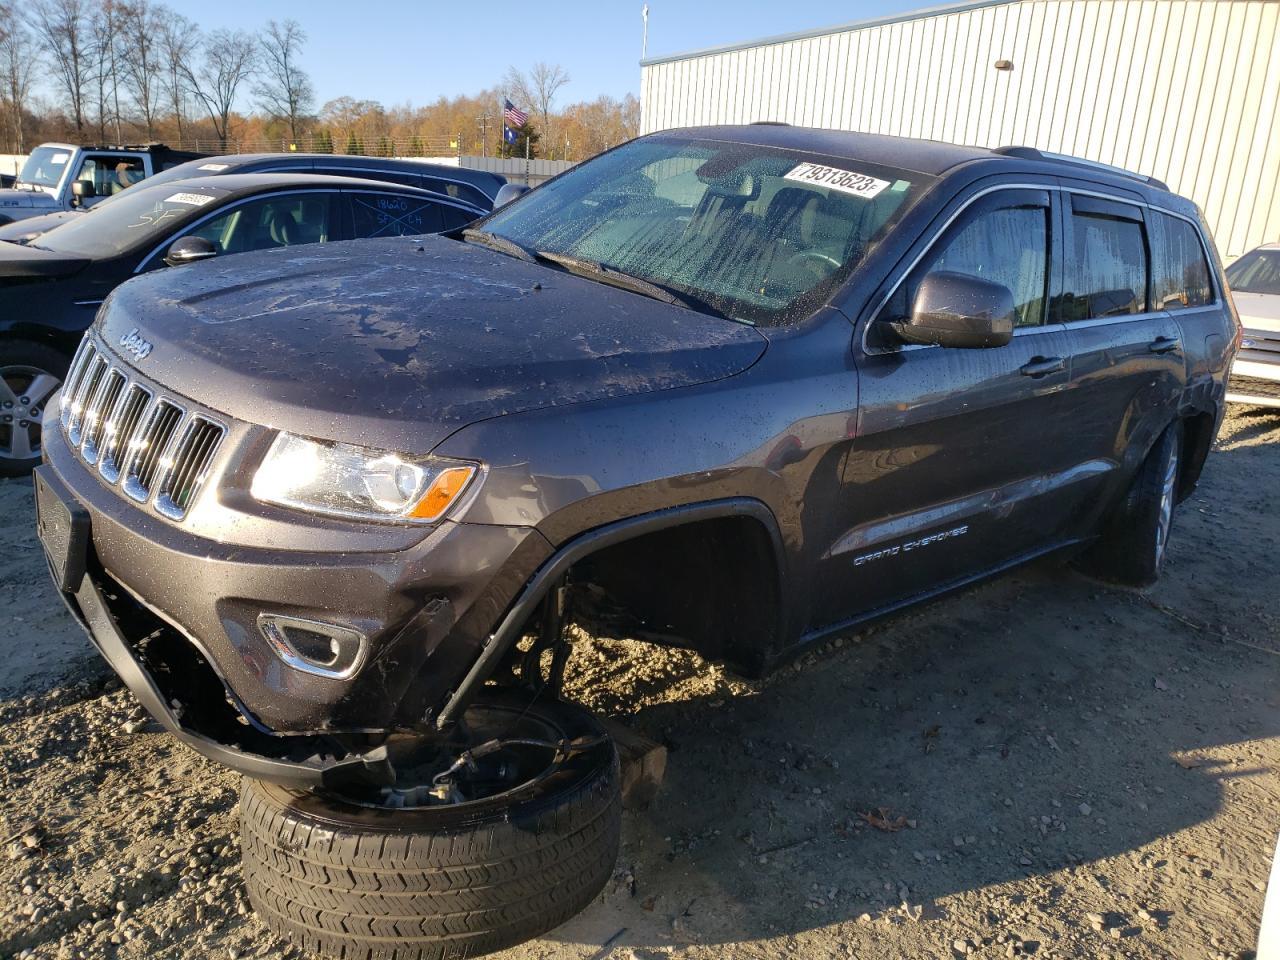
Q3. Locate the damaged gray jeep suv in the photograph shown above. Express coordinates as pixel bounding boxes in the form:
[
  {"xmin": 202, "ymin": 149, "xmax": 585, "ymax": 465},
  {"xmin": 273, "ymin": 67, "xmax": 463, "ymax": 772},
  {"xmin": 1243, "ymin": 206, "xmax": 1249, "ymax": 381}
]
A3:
[{"xmin": 35, "ymin": 125, "xmax": 1238, "ymax": 959}]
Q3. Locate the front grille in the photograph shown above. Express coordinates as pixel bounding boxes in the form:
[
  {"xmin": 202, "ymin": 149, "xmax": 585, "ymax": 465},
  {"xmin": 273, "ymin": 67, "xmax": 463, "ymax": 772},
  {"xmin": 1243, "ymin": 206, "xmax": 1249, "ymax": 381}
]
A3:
[{"xmin": 61, "ymin": 337, "xmax": 226, "ymax": 521}]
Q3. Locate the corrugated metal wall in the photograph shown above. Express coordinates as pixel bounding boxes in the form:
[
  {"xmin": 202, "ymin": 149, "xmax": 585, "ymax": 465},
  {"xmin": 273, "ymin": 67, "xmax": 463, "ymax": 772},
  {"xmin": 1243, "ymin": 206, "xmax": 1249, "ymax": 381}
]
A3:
[{"xmin": 640, "ymin": 0, "xmax": 1280, "ymax": 257}]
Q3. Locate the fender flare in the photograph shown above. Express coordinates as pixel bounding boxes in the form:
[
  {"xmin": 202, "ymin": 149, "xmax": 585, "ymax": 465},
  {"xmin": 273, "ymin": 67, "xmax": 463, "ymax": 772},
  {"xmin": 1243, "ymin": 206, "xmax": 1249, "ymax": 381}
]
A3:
[{"xmin": 436, "ymin": 497, "xmax": 786, "ymax": 727}]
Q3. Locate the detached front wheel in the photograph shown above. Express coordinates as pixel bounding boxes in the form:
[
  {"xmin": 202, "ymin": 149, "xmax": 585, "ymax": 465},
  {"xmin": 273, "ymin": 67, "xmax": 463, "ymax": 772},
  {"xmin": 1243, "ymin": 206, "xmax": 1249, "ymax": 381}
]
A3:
[{"xmin": 240, "ymin": 694, "xmax": 621, "ymax": 960}]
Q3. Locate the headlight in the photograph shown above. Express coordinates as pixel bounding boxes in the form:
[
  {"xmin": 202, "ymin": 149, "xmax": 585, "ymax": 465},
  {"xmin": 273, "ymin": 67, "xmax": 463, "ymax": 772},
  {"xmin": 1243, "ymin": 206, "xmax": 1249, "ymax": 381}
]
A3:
[{"xmin": 250, "ymin": 433, "xmax": 478, "ymax": 524}]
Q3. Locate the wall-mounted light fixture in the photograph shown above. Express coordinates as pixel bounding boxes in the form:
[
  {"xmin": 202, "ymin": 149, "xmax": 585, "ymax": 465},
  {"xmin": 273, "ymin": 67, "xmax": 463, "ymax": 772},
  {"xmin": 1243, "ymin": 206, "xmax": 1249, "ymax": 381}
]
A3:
[{"xmin": 994, "ymin": 59, "xmax": 1014, "ymax": 71}]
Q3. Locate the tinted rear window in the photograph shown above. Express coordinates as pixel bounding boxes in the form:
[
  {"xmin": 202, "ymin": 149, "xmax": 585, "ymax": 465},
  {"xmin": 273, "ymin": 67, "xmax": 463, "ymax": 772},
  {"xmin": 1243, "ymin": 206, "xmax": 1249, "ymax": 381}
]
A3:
[
  {"xmin": 1064, "ymin": 206, "xmax": 1148, "ymax": 320},
  {"xmin": 1153, "ymin": 214, "xmax": 1213, "ymax": 309}
]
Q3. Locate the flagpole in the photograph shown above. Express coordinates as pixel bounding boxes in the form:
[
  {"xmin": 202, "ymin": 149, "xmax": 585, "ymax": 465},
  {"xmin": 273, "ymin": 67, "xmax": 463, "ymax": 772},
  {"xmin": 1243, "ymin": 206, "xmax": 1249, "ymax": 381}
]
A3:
[{"xmin": 642, "ymin": 4, "xmax": 649, "ymax": 59}]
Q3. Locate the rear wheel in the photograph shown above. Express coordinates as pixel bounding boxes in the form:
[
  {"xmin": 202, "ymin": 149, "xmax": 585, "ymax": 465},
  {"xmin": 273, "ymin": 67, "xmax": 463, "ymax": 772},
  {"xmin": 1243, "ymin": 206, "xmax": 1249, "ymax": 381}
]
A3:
[
  {"xmin": 0, "ymin": 340, "xmax": 71, "ymax": 477},
  {"xmin": 239, "ymin": 693, "xmax": 621, "ymax": 960},
  {"xmin": 1077, "ymin": 422, "xmax": 1182, "ymax": 587}
]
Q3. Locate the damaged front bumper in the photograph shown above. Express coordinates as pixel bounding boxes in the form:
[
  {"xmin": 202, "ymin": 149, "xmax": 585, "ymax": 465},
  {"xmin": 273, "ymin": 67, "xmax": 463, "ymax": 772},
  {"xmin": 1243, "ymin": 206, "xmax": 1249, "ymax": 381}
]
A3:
[
  {"xmin": 36, "ymin": 463, "xmax": 396, "ymax": 788},
  {"xmin": 34, "ymin": 431, "xmax": 552, "ymax": 787}
]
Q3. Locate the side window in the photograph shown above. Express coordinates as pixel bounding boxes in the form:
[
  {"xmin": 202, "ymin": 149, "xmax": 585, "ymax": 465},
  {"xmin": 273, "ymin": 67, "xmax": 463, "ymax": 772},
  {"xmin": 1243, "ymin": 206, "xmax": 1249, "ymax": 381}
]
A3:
[
  {"xmin": 350, "ymin": 193, "xmax": 443, "ymax": 238},
  {"xmin": 1153, "ymin": 214, "xmax": 1213, "ymax": 310},
  {"xmin": 438, "ymin": 205, "xmax": 479, "ymax": 231},
  {"xmin": 76, "ymin": 155, "xmax": 145, "ymax": 196},
  {"xmin": 878, "ymin": 200, "xmax": 1050, "ymax": 329},
  {"xmin": 419, "ymin": 177, "xmax": 491, "ymax": 209},
  {"xmin": 183, "ymin": 193, "xmax": 333, "ymax": 256},
  {"xmin": 1063, "ymin": 200, "xmax": 1148, "ymax": 320}
]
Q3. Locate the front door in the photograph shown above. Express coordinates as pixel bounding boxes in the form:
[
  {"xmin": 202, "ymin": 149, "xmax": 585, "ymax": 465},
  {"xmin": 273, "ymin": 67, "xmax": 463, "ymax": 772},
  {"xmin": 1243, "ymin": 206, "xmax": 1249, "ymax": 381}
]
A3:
[{"xmin": 818, "ymin": 187, "xmax": 1081, "ymax": 627}]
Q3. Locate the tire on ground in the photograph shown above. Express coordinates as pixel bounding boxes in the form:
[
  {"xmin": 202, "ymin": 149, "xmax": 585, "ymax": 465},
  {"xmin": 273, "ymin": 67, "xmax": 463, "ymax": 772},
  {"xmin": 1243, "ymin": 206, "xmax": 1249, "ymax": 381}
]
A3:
[
  {"xmin": 239, "ymin": 696, "xmax": 622, "ymax": 960},
  {"xmin": 1076, "ymin": 421, "xmax": 1183, "ymax": 588}
]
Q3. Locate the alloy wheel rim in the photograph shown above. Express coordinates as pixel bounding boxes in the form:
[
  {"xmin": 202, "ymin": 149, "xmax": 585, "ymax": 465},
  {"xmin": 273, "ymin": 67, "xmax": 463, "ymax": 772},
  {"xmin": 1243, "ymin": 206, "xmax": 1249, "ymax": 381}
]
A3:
[
  {"xmin": 1155, "ymin": 445, "xmax": 1178, "ymax": 568},
  {"xmin": 0, "ymin": 364, "xmax": 61, "ymax": 463}
]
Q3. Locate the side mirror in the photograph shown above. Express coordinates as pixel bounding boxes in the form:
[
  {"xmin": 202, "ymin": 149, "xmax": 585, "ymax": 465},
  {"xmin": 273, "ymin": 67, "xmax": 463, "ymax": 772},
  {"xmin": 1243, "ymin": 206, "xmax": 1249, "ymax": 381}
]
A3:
[
  {"xmin": 70, "ymin": 179, "xmax": 95, "ymax": 206},
  {"xmin": 892, "ymin": 271, "xmax": 1016, "ymax": 349},
  {"xmin": 493, "ymin": 183, "xmax": 531, "ymax": 207},
  {"xmin": 164, "ymin": 235, "xmax": 217, "ymax": 267}
]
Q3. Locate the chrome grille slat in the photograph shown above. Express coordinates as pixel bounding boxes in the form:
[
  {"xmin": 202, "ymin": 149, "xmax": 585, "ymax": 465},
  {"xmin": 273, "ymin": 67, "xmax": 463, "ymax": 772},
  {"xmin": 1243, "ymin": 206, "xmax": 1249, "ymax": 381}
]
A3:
[
  {"xmin": 62, "ymin": 335, "xmax": 227, "ymax": 521},
  {"xmin": 66, "ymin": 353, "xmax": 107, "ymax": 446},
  {"xmin": 59, "ymin": 341, "xmax": 96, "ymax": 429},
  {"xmin": 122, "ymin": 400, "xmax": 183, "ymax": 502},
  {"xmin": 81, "ymin": 369, "xmax": 125, "ymax": 464},
  {"xmin": 155, "ymin": 417, "xmax": 225, "ymax": 520},
  {"xmin": 98, "ymin": 383, "xmax": 151, "ymax": 483}
]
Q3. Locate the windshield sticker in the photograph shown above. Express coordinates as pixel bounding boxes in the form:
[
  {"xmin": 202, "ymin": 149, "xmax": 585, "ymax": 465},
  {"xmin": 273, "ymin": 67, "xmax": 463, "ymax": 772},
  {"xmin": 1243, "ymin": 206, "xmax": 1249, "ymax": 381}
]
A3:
[
  {"xmin": 51, "ymin": 153, "xmax": 69, "ymax": 165},
  {"xmin": 197, "ymin": 163, "xmax": 230, "ymax": 171},
  {"xmin": 784, "ymin": 163, "xmax": 890, "ymax": 199},
  {"xmin": 165, "ymin": 192, "xmax": 216, "ymax": 206}
]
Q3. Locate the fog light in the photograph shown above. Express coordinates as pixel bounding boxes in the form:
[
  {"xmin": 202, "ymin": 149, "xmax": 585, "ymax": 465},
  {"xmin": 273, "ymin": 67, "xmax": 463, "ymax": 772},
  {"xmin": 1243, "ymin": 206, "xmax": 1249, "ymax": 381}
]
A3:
[{"xmin": 258, "ymin": 614, "xmax": 367, "ymax": 679}]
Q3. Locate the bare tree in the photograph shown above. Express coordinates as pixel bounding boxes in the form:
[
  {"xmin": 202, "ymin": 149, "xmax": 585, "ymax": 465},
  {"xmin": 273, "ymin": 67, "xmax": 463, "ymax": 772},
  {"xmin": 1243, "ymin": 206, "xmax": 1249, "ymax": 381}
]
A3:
[
  {"xmin": 30, "ymin": 0, "xmax": 92, "ymax": 132},
  {"xmin": 0, "ymin": 7, "xmax": 37, "ymax": 151},
  {"xmin": 156, "ymin": 8, "xmax": 199, "ymax": 141},
  {"xmin": 254, "ymin": 19, "xmax": 313, "ymax": 143},
  {"xmin": 88, "ymin": 0, "xmax": 124, "ymax": 142},
  {"xmin": 185, "ymin": 28, "xmax": 256, "ymax": 149},
  {"xmin": 117, "ymin": 0, "xmax": 161, "ymax": 138},
  {"xmin": 504, "ymin": 62, "xmax": 571, "ymax": 134}
]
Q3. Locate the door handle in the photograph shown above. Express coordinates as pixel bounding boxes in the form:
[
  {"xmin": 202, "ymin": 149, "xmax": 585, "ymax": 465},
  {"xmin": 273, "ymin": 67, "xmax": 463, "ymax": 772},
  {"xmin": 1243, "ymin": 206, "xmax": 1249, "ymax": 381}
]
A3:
[
  {"xmin": 1020, "ymin": 356, "xmax": 1066, "ymax": 378},
  {"xmin": 1149, "ymin": 336, "xmax": 1181, "ymax": 354}
]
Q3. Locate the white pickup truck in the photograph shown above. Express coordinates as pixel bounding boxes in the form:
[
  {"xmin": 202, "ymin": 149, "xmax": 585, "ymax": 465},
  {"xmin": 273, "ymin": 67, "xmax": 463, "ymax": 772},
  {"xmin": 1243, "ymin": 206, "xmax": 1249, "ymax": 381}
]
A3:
[{"xmin": 0, "ymin": 142, "xmax": 205, "ymax": 224}]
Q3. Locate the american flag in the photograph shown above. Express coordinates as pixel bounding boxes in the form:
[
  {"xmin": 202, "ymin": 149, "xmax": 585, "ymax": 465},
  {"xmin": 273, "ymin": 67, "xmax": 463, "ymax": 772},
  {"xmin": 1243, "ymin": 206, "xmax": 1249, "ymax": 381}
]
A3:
[{"xmin": 503, "ymin": 99, "xmax": 528, "ymax": 128}]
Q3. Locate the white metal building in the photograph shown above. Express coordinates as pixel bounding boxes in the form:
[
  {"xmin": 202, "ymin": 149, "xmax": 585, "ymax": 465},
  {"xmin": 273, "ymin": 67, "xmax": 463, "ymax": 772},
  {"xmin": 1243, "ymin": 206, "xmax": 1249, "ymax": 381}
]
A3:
[{"xmin": 639, "ymin": 0, "xmax": 1280, "ymax": 258}]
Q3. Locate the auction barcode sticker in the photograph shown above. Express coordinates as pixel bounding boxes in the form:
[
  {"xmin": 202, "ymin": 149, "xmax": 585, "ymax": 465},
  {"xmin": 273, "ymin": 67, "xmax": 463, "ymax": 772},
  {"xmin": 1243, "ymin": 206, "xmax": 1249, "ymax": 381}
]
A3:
[
  {"xmin": 165, "ymin": 192, "xmax": 217, "ymax": 206},
  {"xmin": 783, "ymin": 163, "xmax": 890, "ymax": 199},
  {"xmin": 197, "ymin": 162, "xmax": 230, "ymax": 171}
]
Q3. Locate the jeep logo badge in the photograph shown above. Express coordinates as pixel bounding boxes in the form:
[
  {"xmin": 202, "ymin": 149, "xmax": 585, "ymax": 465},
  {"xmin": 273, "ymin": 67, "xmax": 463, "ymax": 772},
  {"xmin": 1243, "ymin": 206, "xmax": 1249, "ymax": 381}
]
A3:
[{"xmin": 119, "ymin": 328, "xmax": 153, "ymax": 360}]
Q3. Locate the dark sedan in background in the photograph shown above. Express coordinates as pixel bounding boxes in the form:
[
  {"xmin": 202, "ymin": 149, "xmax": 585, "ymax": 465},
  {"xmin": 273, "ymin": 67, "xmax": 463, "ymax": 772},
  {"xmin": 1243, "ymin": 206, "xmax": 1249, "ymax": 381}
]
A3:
[
  {"xmin": 0, "ymin": 153, "xmax": 506, "ymax": 244},
  {"xmin": 1, "ymin": 172, "xmax": 484, "ymax": 474}
]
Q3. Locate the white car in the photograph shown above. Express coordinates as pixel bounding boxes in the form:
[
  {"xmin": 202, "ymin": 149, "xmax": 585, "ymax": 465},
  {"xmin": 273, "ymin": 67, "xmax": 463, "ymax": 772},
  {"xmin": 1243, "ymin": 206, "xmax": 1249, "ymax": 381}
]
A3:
[{"xmin": 1226, "ymin": 243, "xmax": 1280, "ymax": 408}]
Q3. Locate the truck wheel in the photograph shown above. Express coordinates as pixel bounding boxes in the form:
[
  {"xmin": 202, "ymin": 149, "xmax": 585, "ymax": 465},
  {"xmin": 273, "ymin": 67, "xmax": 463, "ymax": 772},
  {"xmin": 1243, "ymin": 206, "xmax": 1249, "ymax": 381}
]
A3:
[
  {"xmin": 239, "ymin": 694, "xmax": 621, "ymax": 960},
  {"xmin": 1, "ymin": 340, "xmax": 71, "ymax": 477},
  {"xmin": 1077, "ymin": 422, "xmax": 1182, "ymax": 587}
]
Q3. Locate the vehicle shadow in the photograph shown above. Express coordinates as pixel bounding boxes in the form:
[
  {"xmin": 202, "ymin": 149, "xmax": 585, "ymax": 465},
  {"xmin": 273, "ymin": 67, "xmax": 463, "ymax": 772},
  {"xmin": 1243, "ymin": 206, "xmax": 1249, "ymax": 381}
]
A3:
[{"xmin": 547, "ymin": 432, "xmax": 1280, "ymax": 954}]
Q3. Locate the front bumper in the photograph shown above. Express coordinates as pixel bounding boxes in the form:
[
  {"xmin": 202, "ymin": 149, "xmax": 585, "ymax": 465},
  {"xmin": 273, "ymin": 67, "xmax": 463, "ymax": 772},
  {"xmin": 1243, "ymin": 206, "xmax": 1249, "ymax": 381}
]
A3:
[
  {"xmin": 37, "ymin": 423, "xmax": 553, "ymax": 782},
  {"xmin": 1226, "ymin": 358, "xmax": 1280, "ymax": 408}
]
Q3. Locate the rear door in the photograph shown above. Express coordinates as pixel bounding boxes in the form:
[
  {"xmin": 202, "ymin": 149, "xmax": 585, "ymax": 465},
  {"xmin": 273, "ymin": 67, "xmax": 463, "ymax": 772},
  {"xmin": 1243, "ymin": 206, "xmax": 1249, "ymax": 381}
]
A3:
[
  {"xmin": 827, "ymin": 185, "xmax": 1079, "ymax": 625},
  {"xmin": 1055, "ymin": 190, "xmax": 1186, "ymax": 520}
]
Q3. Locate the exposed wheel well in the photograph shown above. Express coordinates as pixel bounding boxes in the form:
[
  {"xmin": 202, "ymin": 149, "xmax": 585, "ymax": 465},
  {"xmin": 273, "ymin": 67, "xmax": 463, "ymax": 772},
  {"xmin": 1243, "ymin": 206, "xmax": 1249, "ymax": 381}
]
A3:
[
  {"xmin": 1176, "ymin": 410, "xmax": 1216, "ymax": 501},
  {"xmin": 568, "ymin": 515, "xmax": 782, "ymax": 677}
]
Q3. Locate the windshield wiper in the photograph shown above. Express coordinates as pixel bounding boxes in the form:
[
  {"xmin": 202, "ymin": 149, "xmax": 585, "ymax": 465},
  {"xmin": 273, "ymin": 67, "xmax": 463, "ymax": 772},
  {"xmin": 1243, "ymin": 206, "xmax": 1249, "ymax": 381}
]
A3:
[
  {"xmin": 532, "ymin": 250, "xmax": 725, "ymax": 317},
  {"xmin": 461, "ymin": 228, "xmax": 537, "ymax": 263}
]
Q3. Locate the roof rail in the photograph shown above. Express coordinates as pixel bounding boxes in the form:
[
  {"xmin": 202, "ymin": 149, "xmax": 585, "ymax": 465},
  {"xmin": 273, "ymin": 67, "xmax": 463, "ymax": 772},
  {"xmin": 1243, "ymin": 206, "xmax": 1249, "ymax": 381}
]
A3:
[{"xmin": 993, "ymin": 145, "xmax": 1168, "ymax": 191}]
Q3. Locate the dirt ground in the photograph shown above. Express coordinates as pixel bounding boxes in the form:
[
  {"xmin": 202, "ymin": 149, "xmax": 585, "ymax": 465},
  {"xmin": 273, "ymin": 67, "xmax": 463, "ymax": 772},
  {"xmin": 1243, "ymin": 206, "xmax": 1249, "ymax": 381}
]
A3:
[{"xmin": 2, "ymin": 406, "xmax": 1279, "ymax": 960}]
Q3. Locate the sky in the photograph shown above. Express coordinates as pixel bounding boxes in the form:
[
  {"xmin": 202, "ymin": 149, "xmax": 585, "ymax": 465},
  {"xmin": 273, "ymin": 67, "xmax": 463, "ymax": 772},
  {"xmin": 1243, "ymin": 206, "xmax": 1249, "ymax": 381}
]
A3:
[{"xmin": 144, "ymin": 0, "xmax": 928, "ymax": 111}]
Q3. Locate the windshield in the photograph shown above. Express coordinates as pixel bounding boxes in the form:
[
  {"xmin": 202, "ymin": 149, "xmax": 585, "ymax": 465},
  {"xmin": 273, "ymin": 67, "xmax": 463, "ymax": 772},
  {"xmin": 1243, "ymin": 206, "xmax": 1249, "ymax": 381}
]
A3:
[
  {"xmin": 478, "ymin": 135, "xmax": 928, "ymax": 325},
  {"xmin": 35, "ymin": 182, "xmax": 229, "ymax": 258},
  {"xmin": 17, "ymin": 146, "xmax": 73, "ymax": 189},
  {"xmin": 1226, "ymin": 249, "xmax": 1280, "ymax": 296}
]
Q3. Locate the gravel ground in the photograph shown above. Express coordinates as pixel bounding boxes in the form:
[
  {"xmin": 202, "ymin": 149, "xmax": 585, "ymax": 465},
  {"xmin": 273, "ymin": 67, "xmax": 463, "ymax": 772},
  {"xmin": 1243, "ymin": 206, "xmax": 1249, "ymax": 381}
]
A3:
[{"xmin": 2, "ymin": 406, "xmax": 1279, "ymax": 960}]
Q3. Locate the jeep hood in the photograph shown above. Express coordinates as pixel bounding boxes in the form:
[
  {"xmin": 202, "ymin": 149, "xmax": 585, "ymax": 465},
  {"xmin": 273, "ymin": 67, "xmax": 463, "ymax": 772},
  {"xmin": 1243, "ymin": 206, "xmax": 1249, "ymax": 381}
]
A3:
[
  {"xmin": 96, "ymin": 235, "xmax": 768, "ymax": 453},
  {"xmin": 0, "ymin": 188, "xmax": 56, "ymax": 211}
]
